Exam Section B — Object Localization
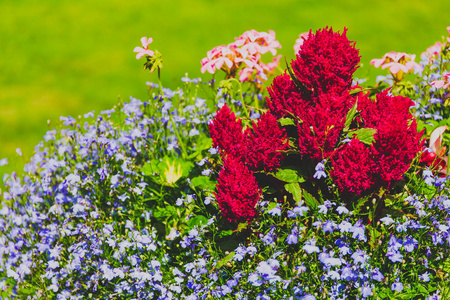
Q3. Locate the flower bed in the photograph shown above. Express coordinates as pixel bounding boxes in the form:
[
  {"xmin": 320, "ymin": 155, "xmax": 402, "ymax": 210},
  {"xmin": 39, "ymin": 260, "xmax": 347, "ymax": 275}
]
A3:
[{"xmin": 1, "ymin": 26, "xmax": 450, "ymax": 299}]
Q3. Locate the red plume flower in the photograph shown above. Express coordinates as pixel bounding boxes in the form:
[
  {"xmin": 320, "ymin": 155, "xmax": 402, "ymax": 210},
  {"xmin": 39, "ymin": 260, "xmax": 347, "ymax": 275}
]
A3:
[
  {"xmin": 215, "ymin": 156, "xmax": 262, "ymax": 223},
  {"xmin": 245, "ymin": 112, "xmax": 289, "ymax": 172},
  {"xmin": 266, "ymin": 73, "xmax": 312, "ymax": 119},
  {"xmin": 291, "ymin": 27, "xmax": 360, "ymax": 95},
  {"xmin": 359, "ymin": 90, "xmax": 424, "ymax": 188},
  {"xmin": 297, "ymin": 92, "xmax": 356, "ymax": 160},
  {"xmin": 331, "ymin": 138, "xmax": 375, "ymax": 196},
  {"xmin": 209, "ymin": 104, "xmax": 247, "ymax": 161}
]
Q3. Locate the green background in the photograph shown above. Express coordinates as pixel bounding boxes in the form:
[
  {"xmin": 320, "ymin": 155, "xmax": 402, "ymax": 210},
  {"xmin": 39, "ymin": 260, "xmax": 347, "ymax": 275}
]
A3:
[{"xmin": 1, "ymin": 0, "xmax": 449, "ymax": 176}]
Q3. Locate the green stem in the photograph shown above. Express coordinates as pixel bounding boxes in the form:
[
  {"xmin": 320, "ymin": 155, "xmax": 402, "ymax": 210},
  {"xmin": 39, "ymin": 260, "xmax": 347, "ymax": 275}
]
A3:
[
  {"xmin": 228, "ymin": 78, "xmax": 250, "ymax": 117},
  {"xmin": 158, "ymin": 66, "xmax": 163, "ymax": 96},
  {"xmin": 170, "ymin": 117, "xmax": 188, "ymax": 159}
]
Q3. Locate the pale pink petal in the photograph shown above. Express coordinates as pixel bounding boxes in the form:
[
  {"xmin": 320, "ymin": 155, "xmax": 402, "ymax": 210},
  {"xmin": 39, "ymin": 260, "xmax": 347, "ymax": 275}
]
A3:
[
  {"xmin": 224, "ymin": 57, "xmax": 233, "ymax": 69},
  {"xmin": 431, "ymin": 80, "xmax": 446, "ymax": 88},
  {"xmin": 140, "ymin": 37, "xmax": 153, "ymax": 48},
  {"xmin": 238, "ymin": 67, "xmax": 253, "ymax": 82},
  {"xmin": 384, "ymin": 51, "xmax": 399, "ymax": 61},
  {"xmin": 384, "ymin": 62, "xmax": 408, "ymax": 74},
  {"xmin": 214, "ymin": 58, "xmax": 225, "ymax": 70},
  {"xmin": 430, "ymin": 126, "xmax": 447, "ymax": 154},
  {"xmin": 370, "ymin": 58, "xmax": 386, "ymax": 68},
  {"xmin": 201, "ymin": 61, "xmax": 215, "ymax": 74}
]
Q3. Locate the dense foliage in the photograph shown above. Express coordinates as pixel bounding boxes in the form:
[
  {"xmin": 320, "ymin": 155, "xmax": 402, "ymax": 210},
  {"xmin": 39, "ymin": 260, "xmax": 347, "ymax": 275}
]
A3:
[{"xmin": 1, "ymin": 26, "xmax": 450, "ymax": 299}]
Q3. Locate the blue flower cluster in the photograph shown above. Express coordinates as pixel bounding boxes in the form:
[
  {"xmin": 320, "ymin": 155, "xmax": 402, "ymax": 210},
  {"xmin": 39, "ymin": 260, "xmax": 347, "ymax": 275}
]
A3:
[{"xmin": 1, "ymin": 73, "xmax": 450, "ymax": 299}]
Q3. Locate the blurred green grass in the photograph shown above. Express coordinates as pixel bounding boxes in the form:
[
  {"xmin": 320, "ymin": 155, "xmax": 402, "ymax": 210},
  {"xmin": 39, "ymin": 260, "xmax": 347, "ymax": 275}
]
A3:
[{"xmin": 1, "ymin": 0, "xmax": 449, "ymax": 177}]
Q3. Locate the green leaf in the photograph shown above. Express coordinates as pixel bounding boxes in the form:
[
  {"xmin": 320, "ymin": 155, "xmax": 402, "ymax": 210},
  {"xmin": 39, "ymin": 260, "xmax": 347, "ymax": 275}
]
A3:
[
  {"xmin": 349, "ymin": 87, "xmax": 363, "ymax": 95},
  {"xmin": 302, "ymin": 188, "xmax": 319, "ymax": 210},
  {"xmin": 285, "ymin": 182, "xmax": 302, "ymax": 203},
  {"xmin": 152, "ymin": 205, "xmax": 177, "ymax": 220},
  {"xmin": 279, "ymin": 118, "xmax": 295, "ymax": 126},
  {"xmin": 273, "ymin": 166, "xmax": 305, "ymax": 183},
  {"xmin": 344, "ymin": 100, "xmax": 358, "ymax": 131},
  {"xmin": 142, "ymin": 159, "xmax": 161, "ymax": 176},
  {"xmin": 190, "ymin": 176, "xmax": 216, "ymax": 190},
  {"xmin": 217, "ymin": 229, "xmax": 233, "ymax": 238},
  {"xmin": 267, "ymin": 202, "xmax": 278, "ymax": 211},
  {"xmin": 187, "ymin": 215, "xmax": 209, "ymax": 228},
  {"xmin": 235, "ymin": 222, "xmax": 248, "ymax": 232},
  {"xmin": 211, "ymin": 251, "xmax": 235, "ymax": 271},
  {"xmin": 284, "ymin": 57, "xmax": 312, "ymax": 97},
  {"xmin": 348, "ymin": 128, "xmax": 377, "ymax": 145}
]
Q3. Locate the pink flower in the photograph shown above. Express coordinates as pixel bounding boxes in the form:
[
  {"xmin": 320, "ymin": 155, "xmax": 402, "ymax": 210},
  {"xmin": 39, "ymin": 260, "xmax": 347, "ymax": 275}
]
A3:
[
  {"xmin": 431, "ymin": 74, "xmax": 450, "ymax": 90},
  {"xmin": 133, "ymin": 37, "xmax": 154, "ymax": 59},
  {"xmin": 421, "ymin": 41, "xmax": 445, "ymax": 62},
  {"xmin": 293, "ymin": 32, "xmax": 310, "ymax": 54},
  {"xmin": 201, "ymin": 29, "xmax": 281, "ymax": 83},
  {"xmin": 371, "ymin": 52, "xmax": 422, "ymax": 81},
  {"xmin": 201, "ymin": 45, "xmax": 234, "ymax": 74},
  {"xmin": 447, "ymin": 26, "xmax": 450, "ymax": 42},
  {"xmin": 234, "ymin": 30, "xmax": 281, "ymax": 55}
]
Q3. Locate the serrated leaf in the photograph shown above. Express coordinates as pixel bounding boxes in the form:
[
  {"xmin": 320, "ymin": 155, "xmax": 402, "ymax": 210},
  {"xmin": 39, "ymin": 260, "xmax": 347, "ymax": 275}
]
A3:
[
  {"xmin": 273, "ymin": 167, "xmax": 305, "ymax": 183},
  {"xmin": 348, "ymin": 128, "xmax": 377, "ymax": 145},
  {"xmin": 344, "ymin": 100, "xmax": 358, "ymax": 131},
  {"xmin": 285, "ymin": 182, "xmax": 302, "ymax": 203},
  {"xmin": 302, "ymin": 188, "xmax": 319, "ymax": 210},
  {"xmin": 211, "ymin": 251, "xmax": 235, "ymax": 272},
  {"xmin": 279, "ymin": 118, "xmax": 295, "ymax": 126}
]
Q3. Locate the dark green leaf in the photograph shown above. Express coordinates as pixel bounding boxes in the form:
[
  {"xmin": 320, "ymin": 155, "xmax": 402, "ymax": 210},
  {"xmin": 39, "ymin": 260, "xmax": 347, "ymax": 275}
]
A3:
[
  {"xmin": 285, "ymin": 182, "xmax": 302, "ymax": 202},
  {"xmin": 344, "ymin": 100, "xmax": 358, "ymax": 131},
  {"xmin": 217, "ymin": 230, "xmax": 233, "ymax": 238},
  {"xmin": 285, "ymin": 57, "xmax": 312, "ymax": 97},
  {"xmin": 302, "ymin": 188, "xmax": 319, "ymax": 210},
  {"xmin": 211, "ymin": 251, "xmax": 235, "ymax": 271},
  {"xmin": 273, "ymin": 166, "xmax": 305, "ymax": 183}
]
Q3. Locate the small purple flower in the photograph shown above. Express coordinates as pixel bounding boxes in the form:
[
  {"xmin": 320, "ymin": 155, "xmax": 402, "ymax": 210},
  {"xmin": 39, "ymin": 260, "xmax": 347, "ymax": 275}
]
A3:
[
  {"xmin": 391, "ymin": 279, "xmax": 403, "ymax": 292},
  {"xmin": 313, "ymin": 160, "xmax": 327, "ymax": 179}
]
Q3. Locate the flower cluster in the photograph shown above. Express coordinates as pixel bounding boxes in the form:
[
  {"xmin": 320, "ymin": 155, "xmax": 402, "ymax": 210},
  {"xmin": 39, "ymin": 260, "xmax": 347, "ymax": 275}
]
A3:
[
  {"xmin": 209, "ymin": 104, "xmax": 288, "ymax": 221},
  {"xmin": 2, "ymin": 28, "xmax": 450, "ymax": 300},
  {"xmin": 267, "ymin": 27, "xmax": 423, "ymax": 198},
  {"xmin": 201, "ymin": 29, "xmax": 282, "ymax": 83}
]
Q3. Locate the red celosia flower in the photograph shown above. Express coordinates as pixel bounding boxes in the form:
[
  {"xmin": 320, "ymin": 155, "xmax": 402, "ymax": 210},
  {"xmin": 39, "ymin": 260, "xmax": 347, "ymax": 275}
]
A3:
[
  {"xmin": 215, "ymin": 156, "xmax": 262, "ymax": 223},
  {"xmin": 209, "ymin": 104, "xmax": 247, "ymax": 160},
  {"xmin": 291, "ymin": 27, "xmax": 360, "ymax": 95},
  {"xmin": 331, "ymin": 138, "xmax": 375, "ymax": 196},
  {"xmin": 266, "ymin": 72, "xmax": 312, "ymax": 119},
  {"xmin": 359, "ymin": 90, "xmax": 424, "ymax": 188},
  {"xmin": 297, "ymin": 92, "xmax": 356, "ymax": 160},
  {"xmin": 245, "ymin": 112, "xmax": 289, "ymax": 172},
  {"xmin": 209, "ymin": 105, "xmax": 288, "ymax": 172}
]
